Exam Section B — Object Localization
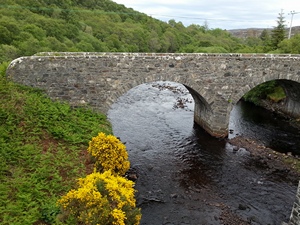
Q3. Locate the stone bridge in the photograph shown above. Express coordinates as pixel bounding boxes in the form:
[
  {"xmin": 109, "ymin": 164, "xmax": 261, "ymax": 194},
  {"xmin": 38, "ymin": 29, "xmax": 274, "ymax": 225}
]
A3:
[{"xmin": 6, "ymin": 52, "xmax": 300, "ymax": 137}]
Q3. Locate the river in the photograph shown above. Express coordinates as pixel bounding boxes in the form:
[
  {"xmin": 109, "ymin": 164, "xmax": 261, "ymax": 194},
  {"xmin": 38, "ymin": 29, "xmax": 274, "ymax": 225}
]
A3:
[{"xmin": 107, "ymin": 81, "xmax": 298, "ymax": 225}]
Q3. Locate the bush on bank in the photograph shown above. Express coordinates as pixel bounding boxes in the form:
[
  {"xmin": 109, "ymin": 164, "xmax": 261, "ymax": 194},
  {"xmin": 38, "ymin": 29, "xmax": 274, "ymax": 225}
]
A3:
[
  {"xmin": 58, "ymin": 132, "xmax": 141, "ymax": 225},
  {"xmin": 58, "ymin": 170, "xmax": 141, "ymax": 225},
  {"xmin": 87, "ymin": 132, "xmax": 130, "ymax": 176},
  {"xmin": 242, "ymin": 80, "xmax": 286, "ymax": 105}
]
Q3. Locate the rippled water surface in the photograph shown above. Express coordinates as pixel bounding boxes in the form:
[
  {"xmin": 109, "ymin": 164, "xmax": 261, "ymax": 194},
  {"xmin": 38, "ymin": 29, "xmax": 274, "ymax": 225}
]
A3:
[{"xmin": 108, "ymin": 82, "xmax": 298, "ymax": 225}]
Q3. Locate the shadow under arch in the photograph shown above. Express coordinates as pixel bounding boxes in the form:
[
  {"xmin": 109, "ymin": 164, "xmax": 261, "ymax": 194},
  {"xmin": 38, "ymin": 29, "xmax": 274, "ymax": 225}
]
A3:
[
  {"xmin": 183, "ymin": 85, "xmax": 213, "ymax": 134},
  {"xmin": 279, "ymin": 79, "xmax": 300, "ymax": 118},
  {"xmin": 232, "ymin": 79, "xmax": 300, "ymax": 119}
]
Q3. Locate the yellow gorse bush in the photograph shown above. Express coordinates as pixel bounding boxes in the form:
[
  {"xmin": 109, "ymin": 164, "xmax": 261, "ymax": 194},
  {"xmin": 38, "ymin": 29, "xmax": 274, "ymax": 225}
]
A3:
[
  {"xmin": 58, "ymin": 170, "xmax": 141, "ymax": 225},
  {"xmin": 87, "ymin": 132, "xmax": 130, "ymax": 176}
]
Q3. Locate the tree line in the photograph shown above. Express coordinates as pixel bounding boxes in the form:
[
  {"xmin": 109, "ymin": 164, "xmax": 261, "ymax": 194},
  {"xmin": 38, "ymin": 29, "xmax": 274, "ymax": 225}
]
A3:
[{"xmin": 1, "ymin": 0, "xmax": 300, "ymax": 67}]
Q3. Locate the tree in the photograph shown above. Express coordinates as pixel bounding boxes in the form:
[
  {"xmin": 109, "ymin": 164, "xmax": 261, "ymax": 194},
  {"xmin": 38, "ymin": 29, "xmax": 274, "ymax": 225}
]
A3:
[
  {"xmin": 0, "ymin": 45, "xmax": 19, "ymax": 63},
  {"xmin": 148, "ymin": 31, "xmax": 161, "ymax": 52},
  {"xmin": 162, "ymin": 28, "xmax": 179, "ymax": 52},
  {"xmin": 260, "ymin": 29, "xmax": 270, "ymax": 42},
  {"xmin": 259, "ymin": 29, "xmax": 272, "ymax": 52},
  {"xmin": 271, "ymin": 10, "xmax": 287, "ymax": 49},
  {"xmin": 278, "ymin": 34, "xmax": 300, "ymax": 53},
  {"xmin": 243, "ymin": 81, "xmax": 277, "ymax": 105}
]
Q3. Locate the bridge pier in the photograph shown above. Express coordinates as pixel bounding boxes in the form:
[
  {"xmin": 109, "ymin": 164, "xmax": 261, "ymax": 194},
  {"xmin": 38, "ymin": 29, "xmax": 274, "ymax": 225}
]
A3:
[
  {"xmin": 194, "ymin": 110, "xmax": 228, "ymax": 138},
  {"xmin": 186, "ymin": 86, "xmax": 229, "ymax": 138}
]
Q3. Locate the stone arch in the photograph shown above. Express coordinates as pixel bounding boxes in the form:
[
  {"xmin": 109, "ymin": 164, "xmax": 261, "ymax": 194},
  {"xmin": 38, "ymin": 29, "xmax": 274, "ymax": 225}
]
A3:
[
  {"xmin": 107, "ymin": 74, "xmax": 214, "ymax": 135},
  {"xmin": 277, "ymin": 79, "xmax": 300, "ymax": 117},
  {"xmin": 230, "ymin": 73, "xmax": 300, "ymax": 119},
  {"xmin": 184, "ymin": 85, "xmax": 213, "ymax": 133},
  {"xmin": 7, "ymin": 53, "xmax": 300, "ymax": 138},
  {"xmin": 231, "ymin": 71, "xmax": 300, "ymax": 104},
  {"xmin": 106, "ymin": 70, "xmax": 212, "ymax": 110}
]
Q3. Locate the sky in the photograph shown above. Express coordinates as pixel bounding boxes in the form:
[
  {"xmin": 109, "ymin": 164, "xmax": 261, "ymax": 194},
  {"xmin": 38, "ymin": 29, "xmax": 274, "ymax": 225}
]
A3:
[{"xmin": 113, "ymin": 0, "xmax": 300, "ymax": 30}]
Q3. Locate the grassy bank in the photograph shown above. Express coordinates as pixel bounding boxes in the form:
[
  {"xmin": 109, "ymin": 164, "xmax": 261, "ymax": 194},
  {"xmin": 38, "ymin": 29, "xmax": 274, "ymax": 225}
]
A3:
[
  {"xmin": 0, "ymin": 75, "xmax": 112, "ymax": 224},
  {"xmin": 242, "ymin": 80, "xmax": 286, "ymax": 105}
]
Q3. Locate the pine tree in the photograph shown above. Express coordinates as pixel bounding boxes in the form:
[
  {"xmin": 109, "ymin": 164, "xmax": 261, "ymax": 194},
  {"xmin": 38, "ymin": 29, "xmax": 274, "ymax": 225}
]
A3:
[{"xmin": 271, "ymin": 10, "xmax": 287, "ymax": 49}]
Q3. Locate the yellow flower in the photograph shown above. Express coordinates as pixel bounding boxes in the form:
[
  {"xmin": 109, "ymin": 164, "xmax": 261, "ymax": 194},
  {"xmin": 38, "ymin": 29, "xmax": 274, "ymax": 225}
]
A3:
[
  {"xmin": 111, "ymin": 209, "xmax": 126, "ymax": 225},
  {"xmin": 58, "ymin": 171, "xmax": 141, "ymax": 225},
  {"xmin": 87, "ymin": 132, "xmax": 130, "ymax": 176}
]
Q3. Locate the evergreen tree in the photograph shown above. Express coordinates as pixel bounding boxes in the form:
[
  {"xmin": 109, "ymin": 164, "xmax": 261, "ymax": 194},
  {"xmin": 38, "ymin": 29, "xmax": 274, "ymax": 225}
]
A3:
[
  {"xmin": 271, "ymin": 10, "xmax": 286, "ymax": 49},
  {"xmin": 260, "ymin": 29, "xmax": 272, "ymax": 52},
  {"xmin": 260, "ymin": 29, "xmax": 270, "ymax": 42}
]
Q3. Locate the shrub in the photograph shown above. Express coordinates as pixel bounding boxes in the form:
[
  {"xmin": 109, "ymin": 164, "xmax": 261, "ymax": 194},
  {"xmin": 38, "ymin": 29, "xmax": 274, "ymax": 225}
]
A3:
[
  {"xmin": 243, "ymin": 80, "xmax": 277, "ymax": 105},
  {"xmin": 58, "ymin": 170, "xmax": 141, "ymax": 225},
  {"xmin": 87, "ymin": 132, "xmax": 130, "ymax": 176},
  {"xmin": 0, "ymin": 61, "xmax": 9, "ymax": 77}
]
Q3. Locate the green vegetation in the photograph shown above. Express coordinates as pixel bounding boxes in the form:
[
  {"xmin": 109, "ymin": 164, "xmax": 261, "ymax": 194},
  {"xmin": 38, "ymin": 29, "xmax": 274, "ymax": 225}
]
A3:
[
  {"xmin": 278, "ymin": 34, "xmax": 300, "ymax": 53},
  {"xmin": 243, "ymin": 80, "xmax": 286, "ymax": 105},
  {"xmin": 1, "ymin": 1, "xmax": 300, "ymax": 223},
  {"xmin": 58, "ymin": 132, "xmax": 141, "ymax": 225},
  {"xmin": 0, "ymin": 0, "xmax": 242, "ymax": 65},
  {"xmin": 0, "ymin": 1, "xmax": 299, "ymax": 67},
  {"xmin": 271, "ymin": 10, "xmax": 286, "ymax": 50},
  {"xmin": 267, "ymin": 86, "xmax": 286, "ymax": 103},
  {"xmin": 284, "ymin": 157, "xmax": 300, "ymax": 174},
  {"xmin": 0, "ymin": 75, "xmax": 112, "ymax": 224}
]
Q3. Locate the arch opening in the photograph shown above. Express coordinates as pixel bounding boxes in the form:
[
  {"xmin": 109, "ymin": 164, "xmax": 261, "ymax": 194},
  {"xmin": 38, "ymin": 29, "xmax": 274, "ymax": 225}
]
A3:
[
  {"xmin": 233, "ymin": 79, "xmax": 300, "ymax": 120},
  {"xmin": 229, "ymin": 79, "xmax": 300, "ymax": 155},
  {"xmin": 108, "ymin": 81, "xmax": 218, "ymax": 137}
]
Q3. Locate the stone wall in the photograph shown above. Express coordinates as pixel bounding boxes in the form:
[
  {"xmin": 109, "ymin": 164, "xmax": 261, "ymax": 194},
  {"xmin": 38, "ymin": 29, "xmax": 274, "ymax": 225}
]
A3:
[
  {"xmin": 6, "ymin": 52, "xmax": 300, "ymax": 137},
  {"xmin": 286, "ymin": 181, "xmax": 300, "ymax": 225}
]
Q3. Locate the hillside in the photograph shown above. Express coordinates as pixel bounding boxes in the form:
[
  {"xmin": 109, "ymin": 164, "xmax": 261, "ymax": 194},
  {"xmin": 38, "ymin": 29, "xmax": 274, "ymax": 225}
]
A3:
[
  {"xmin": 0, "ymin": 74, "xmax": 112, "ymax": 224},
  {"xmin": 228, "ymin": 26, "xmax": 300, "ymax": 39},
  {"xmin": 1, "ymin": 0, "xmax": 300, "ymax": 68},
  {"xmin": 0, "ymin": 0, "xmax": 247, "ymax": 65}
]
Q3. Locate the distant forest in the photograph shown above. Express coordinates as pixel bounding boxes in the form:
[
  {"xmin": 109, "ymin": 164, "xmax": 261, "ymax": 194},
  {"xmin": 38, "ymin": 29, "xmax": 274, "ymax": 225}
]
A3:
[{"xmin": 1, "ymin": 0, "xmax": 300, "ymax": 66}]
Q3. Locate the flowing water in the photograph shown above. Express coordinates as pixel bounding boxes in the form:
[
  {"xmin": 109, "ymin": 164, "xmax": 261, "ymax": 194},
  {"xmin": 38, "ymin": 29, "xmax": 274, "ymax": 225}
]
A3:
[
  {"xmin": 229, "ymin": 100, "xmax": 300, "ymax": 155},
  {"xmin": 107, "ymin": 82, "xmax": 298, "ymax": 225}
]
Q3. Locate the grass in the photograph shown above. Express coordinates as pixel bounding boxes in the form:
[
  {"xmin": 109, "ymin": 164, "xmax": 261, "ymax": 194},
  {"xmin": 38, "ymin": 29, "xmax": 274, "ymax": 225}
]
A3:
[
  {"xmin": 0, "ymin": 75, "xmax": 112, "ymax": 224},
  {"xmin": 267, "ymin": 86, "xmax": 286, "ymax": 103},
  {"xmin": 243, "ymin": 81, "xmax": 286, "ymax": 105}
]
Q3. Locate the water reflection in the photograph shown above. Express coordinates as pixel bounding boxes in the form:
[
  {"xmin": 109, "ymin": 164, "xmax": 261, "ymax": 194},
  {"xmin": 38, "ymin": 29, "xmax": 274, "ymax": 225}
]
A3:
[{"xmin": 175, "ymin": 125, "xmax": 227, "ymax": 189}]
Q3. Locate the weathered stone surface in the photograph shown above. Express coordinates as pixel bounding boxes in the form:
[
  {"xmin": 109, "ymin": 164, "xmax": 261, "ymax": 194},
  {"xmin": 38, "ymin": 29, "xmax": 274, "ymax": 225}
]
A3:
[
  {"xmin": 6, "ymin": 52, "xmax": 300, "ymax": 137},
  {"xmin": 286, "ymin": 181, "xmax": 300, "ymax": 225}
]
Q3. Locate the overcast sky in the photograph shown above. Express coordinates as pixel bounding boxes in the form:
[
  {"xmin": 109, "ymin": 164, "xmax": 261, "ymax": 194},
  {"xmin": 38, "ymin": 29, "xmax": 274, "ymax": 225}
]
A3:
[{"xmin": 113, "ymin": 0, "xmax": 300, "ymax": 30}]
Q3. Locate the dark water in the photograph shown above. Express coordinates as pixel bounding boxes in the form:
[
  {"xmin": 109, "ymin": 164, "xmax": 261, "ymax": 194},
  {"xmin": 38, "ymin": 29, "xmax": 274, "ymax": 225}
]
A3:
[
  {"xmin": 229, "ymin": 100, "xmax": 300, "ymax": 155},
  {"xmin": 108, "ymin": 82, "xmax": 298, "ymax": 225}
]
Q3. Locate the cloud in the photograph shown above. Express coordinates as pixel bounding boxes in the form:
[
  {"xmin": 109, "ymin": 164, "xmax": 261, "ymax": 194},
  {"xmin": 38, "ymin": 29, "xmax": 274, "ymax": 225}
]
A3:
[{"xmin": 113, "ymin": 0, "xmax": 300, "ymax": 29}]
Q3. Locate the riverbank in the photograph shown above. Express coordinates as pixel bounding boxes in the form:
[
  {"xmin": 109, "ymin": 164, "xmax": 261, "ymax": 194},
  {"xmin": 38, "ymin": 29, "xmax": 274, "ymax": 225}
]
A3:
[
  {"xmin": 227, "ymin": 135, "xmax": 300, "ymax": 224},
  {"xmin": 228, "ymin": 136, "xmax": 300, "ymax": 185},
  {"xmin": 0, "ymin": 76, "xmax": 112, "ymax": 224},
  {"xmin": 259, "ymin": 99, "xmax": 300, "ymax": 130}
]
